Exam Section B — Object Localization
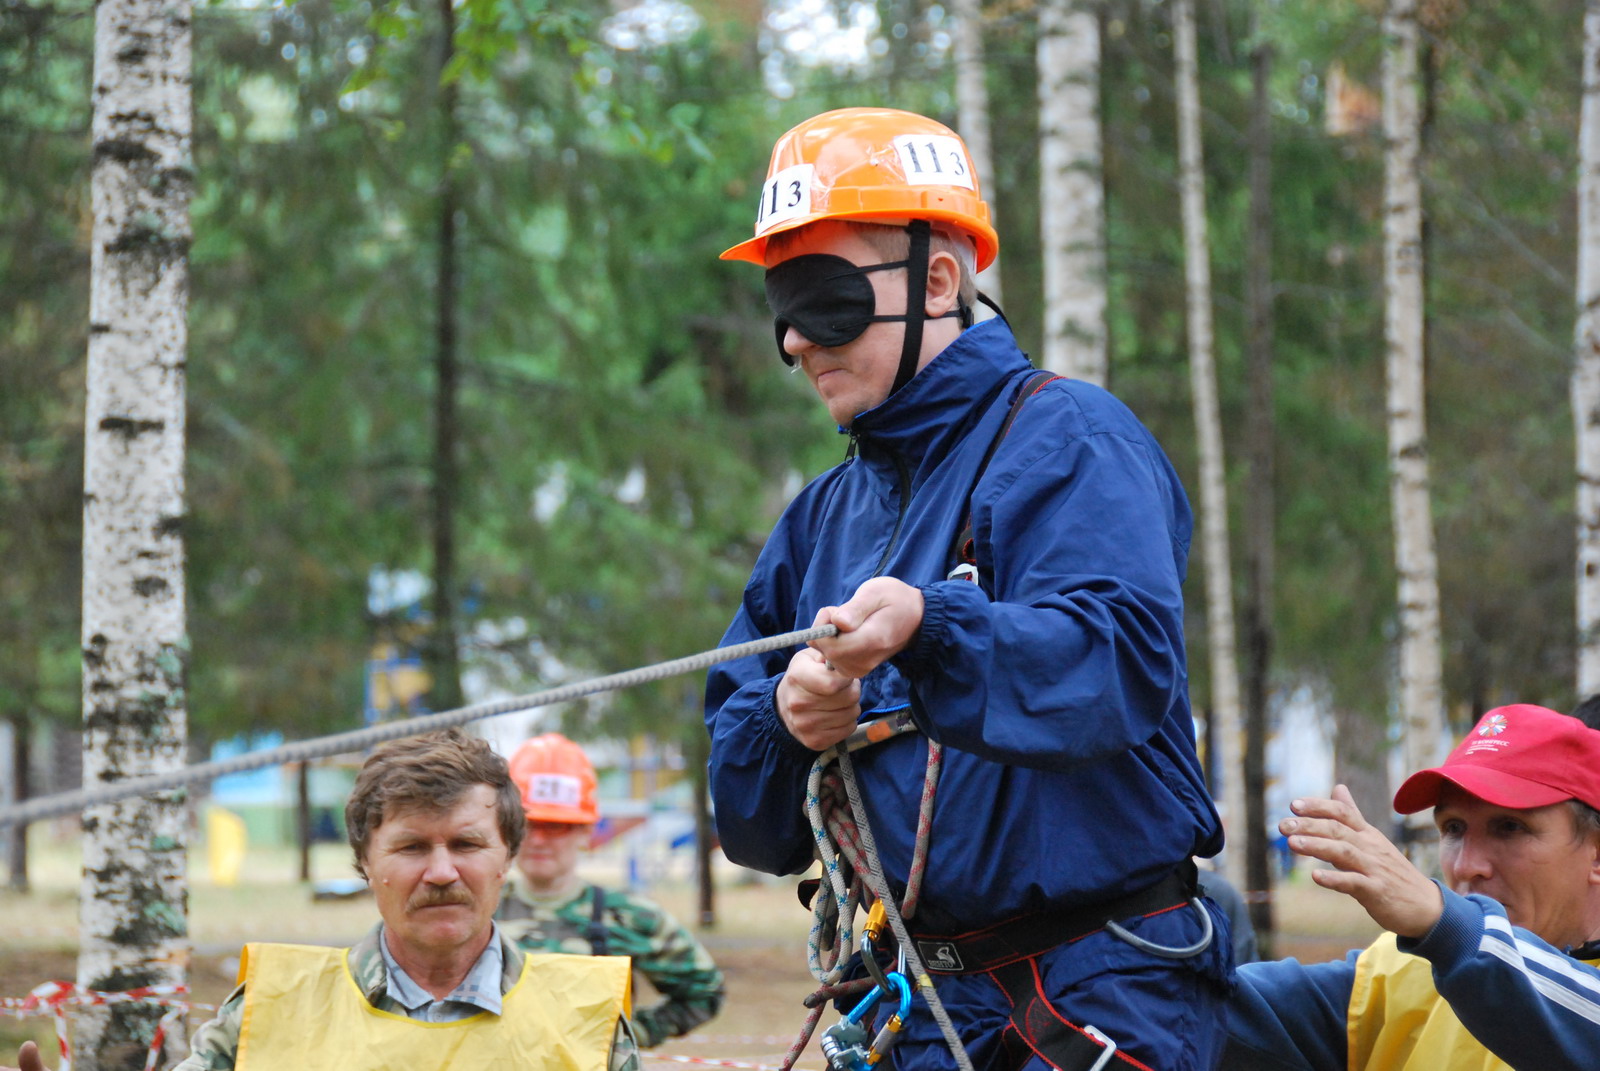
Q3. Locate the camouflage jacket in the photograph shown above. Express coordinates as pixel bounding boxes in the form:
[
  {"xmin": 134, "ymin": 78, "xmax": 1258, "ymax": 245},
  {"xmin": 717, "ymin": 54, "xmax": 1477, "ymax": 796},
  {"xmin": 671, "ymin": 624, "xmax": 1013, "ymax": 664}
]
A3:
[
  {"xmin": 173, "ymin": 924, "xmax": 640, "ymax": 1070},
  {"xmin": 495, "ymin": 878, "xmax": 724, "ymax": 1047}
]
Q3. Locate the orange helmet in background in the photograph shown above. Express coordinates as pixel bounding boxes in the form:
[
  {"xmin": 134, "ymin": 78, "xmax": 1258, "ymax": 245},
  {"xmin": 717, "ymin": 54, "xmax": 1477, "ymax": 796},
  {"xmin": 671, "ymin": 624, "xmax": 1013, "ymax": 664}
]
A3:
[
  {"xmin": 508, "ymin": 733, "xmax": 599, "ymax": 824},
  {"xmin": 721, "ymin": 107, "xmax": 1000, "ymax": 271}
]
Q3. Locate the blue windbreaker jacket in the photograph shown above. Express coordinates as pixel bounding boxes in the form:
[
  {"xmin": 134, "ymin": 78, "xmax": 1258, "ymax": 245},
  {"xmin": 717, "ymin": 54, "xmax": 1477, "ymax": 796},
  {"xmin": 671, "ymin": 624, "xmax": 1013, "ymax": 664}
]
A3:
[{"xmin": 704, "ymin": 318, "xmax": 1223, "ymax": 934}]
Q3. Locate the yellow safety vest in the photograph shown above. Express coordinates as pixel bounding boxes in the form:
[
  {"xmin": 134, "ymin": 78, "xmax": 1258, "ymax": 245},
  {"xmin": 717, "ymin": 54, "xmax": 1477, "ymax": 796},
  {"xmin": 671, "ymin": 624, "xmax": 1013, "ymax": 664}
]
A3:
[
  {"xmin": 1346, "ymin": 933, "xmax": 1600, "ymax": 1071},
  {"xmin": 234, "ymin": 942, "xmax": 630, "ymax": 1071}
]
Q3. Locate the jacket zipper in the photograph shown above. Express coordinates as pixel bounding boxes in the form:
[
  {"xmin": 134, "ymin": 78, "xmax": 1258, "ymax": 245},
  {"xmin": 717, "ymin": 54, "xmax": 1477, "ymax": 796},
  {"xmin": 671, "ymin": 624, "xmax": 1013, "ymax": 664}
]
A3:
[{"xmin": 869, "ymin": 449, "xmax": 911, "ymax": 578}]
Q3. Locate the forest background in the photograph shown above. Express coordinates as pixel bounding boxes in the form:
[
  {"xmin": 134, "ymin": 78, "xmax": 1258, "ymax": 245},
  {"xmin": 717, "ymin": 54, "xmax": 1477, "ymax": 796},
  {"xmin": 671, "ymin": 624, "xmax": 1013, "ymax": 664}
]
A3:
[{"xmin": 1, "ymin": 0, "xmax": 1586, "ymax": 881}]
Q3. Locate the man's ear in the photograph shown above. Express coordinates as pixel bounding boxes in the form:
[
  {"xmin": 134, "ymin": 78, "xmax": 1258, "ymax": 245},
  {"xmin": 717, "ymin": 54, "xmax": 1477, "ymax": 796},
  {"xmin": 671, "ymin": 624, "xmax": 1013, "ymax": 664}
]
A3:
[{"xmin": 924, "ymin": 249, "xmax": 962, "ymax": 318}]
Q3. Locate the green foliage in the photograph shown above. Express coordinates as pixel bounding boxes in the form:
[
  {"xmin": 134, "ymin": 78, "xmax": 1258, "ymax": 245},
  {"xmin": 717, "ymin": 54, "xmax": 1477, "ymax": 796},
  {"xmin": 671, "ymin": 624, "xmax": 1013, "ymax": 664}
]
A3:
[
  {"xmin": 0, "ymin": 0, "xmax": 92, "ymax": 733},
  {"xmin": 181, "ymin": 0, "xmax": 836, "ymax": 745},
  {"xmin": 4, "ymin": 0, "xmax": 1596, "ymax": 765}
]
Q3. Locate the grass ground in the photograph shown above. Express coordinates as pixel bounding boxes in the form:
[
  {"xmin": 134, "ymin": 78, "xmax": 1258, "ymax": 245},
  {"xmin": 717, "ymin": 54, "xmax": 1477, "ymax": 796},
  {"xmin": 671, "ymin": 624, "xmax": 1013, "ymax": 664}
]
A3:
[{"xmin": 0, "ymin": 831, "xmax": 1380, "ymax": 1069}]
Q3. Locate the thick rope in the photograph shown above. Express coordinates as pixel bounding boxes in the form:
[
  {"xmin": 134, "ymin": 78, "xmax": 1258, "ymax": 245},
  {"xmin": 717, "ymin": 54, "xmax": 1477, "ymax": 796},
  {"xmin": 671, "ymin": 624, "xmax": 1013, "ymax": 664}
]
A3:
[
  {"xmin": 900, "ymin": 739, "xmax": 942, "ymax": 917},
  {"xmin": 803, "ymin": 760, "xmax": 862, "ymax": 987},
  {"xmin": 784, "ymin": 716, "xmax": 953, "ymax": 1071},
  {"xmin": 837, "ymin": 749, "xmax": 974, "ymax": 1071},
  {"xmin": 780, "ymin": 1003, "xmax": 826, "ymax": 1071},
  {"xmin": 0, "ymin": 625, "xmax": 838, "ymax": 828}
]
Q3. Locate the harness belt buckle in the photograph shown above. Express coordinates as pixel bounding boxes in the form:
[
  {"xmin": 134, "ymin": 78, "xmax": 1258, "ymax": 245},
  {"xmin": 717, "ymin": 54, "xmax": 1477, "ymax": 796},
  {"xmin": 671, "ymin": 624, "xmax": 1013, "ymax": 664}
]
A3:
[{"xmin": 1083, "ymin": 1026, "xmax": 1117, "ymax": 1071}]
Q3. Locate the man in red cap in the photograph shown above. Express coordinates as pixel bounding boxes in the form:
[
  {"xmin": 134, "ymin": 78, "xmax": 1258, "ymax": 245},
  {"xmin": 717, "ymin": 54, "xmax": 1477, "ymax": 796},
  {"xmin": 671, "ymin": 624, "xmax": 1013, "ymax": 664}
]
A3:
[{"xmin": 1221, "ymin": 703, "xmax": 1600, "ymax": 1070}]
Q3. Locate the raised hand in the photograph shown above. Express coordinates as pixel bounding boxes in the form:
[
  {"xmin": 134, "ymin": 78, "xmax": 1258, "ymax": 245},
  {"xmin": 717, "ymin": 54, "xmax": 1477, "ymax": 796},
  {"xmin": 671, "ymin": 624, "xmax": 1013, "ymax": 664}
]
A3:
[{"xmin": 1281, "ymin": 784, "xmax": 1444, "ymax": 939}]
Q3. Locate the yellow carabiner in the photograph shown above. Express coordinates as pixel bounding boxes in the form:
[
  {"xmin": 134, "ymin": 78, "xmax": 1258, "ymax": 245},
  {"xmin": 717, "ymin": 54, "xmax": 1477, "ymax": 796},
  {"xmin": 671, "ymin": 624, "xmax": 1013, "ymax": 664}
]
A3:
[{"xmin": 864, "ymin": 900, "xmax": 888, "ymax": 946}]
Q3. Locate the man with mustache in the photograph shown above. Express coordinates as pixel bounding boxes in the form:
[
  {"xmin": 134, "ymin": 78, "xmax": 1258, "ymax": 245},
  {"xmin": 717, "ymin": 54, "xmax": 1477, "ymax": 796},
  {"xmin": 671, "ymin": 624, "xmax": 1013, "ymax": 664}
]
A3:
[
  {"xmin": 5, "ymin": 729, "xmax": 638, "ymax": 1071},
  {"xmin": 1221, "ymin": 704, "xmax": 1600, "ymax": 1070}
]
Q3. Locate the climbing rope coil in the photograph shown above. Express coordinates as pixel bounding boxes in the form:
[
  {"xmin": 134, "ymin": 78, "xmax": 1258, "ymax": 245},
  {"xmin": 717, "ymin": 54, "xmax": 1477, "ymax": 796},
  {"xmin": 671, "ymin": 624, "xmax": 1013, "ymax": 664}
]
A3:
[{"xmin": 788, "ymin": 712, "xmax": 976, "ymax": 1071}]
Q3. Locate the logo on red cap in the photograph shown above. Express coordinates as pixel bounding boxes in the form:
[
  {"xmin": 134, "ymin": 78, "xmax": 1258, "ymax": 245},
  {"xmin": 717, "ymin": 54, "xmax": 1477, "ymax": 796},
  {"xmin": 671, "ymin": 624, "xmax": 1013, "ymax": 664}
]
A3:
[{"xmin": 1477, "ymin": 713, "xmax": 1507, "ymax": 737}]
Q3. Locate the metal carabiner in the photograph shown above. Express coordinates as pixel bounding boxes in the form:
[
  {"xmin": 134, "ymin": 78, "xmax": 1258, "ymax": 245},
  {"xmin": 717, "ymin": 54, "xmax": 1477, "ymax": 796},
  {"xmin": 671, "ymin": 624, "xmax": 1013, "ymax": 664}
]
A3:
[
  {"xmin": 822, "ymin": 970, "xmax": 916, "ymax": 1071},
  {"xmin": 864, "ymin": 973, "xmax": 914, "ymax": 1067},
  {"xmin": 1103, "ymin": 897, "xmax": 1215, "ymax": 959},
  {"xmin": 860, "ymin": 901, "xmax": 894, "ymax": 995}
]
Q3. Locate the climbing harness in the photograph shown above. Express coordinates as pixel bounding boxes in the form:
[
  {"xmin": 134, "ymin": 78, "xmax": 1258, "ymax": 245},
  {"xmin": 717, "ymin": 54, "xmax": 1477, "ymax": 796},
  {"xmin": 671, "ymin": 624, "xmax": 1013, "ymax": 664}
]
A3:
[
  {"xmin": 910, "ymin": 866, "xmax": 1208, "ymax": 977},
  {"xmin": 909, "ymin": 862, "xmax": 1213, "ymax": 1071}
]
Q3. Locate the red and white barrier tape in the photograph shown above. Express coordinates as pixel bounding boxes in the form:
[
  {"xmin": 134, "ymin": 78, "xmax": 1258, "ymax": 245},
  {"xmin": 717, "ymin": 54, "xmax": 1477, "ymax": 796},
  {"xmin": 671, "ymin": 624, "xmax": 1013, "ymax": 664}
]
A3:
[
  {"xmin": 646, "ymin": 1057, "xmax": 815, "ymax": 1071},
  {"xmin": 2, "ymin": 982, "xmax": 217, "ymax": 1071}
]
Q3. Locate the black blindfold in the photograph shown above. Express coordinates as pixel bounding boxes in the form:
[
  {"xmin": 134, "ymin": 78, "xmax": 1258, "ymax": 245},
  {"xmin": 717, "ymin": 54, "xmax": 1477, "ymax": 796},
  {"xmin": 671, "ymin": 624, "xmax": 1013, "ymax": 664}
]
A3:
[{"xmin": 764, "ymin": 254, "xmax": 911, "ymax": 365}]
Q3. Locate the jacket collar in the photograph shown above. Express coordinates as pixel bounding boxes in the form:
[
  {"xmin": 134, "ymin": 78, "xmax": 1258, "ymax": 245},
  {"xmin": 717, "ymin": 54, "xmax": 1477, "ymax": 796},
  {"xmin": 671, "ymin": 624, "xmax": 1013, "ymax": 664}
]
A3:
[
  {"xmin": 352, "ymin": 922, "xmax": 526, "ymax": 1007},
  {"xmin": 848, "ymin": 318, "xmax": 1032, "ymax": 470}
]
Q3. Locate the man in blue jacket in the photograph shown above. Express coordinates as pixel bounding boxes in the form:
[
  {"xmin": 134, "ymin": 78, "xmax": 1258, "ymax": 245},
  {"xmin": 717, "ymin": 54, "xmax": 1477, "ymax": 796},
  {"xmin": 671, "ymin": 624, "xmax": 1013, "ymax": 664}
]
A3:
[
  {"xmin": 1222, "ymin": 703, "xmax": 1600, "ymax": 1069},
  {"xmin": 705, "ymin": 107, "xmax": 1233, "ymax": 1071}
]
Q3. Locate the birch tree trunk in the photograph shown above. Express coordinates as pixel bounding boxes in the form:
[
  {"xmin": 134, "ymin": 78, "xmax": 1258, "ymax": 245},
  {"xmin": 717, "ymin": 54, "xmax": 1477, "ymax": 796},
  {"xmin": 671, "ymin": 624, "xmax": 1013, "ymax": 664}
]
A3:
[
  {"xmin": 1173, "ymin": 0, "xmax": 1245, "ymax": 889},
  {"xmin": 1575, "ymin": 0, "xmax": 1600, "ymax": 698},
  {"xmin": 1242, "ymin": 32, "xmax": 1276, "ymax": 955},
  {"xmin": 951, "ymin": 0, "xmax": 1002, "ymax": 307},
  {"xmin": 81, "ymin": 0, "xmax": 192, "ymax": 1063},
  {"xmin": 1382, "ymin": 0, "xmax": 1446, "ymax": 810},
  {"xmin": 1038, "ymin": 0, "xmax": 1107, "ymax": 385},
  {"xmin": 429, "ymin": 0, "xmax": 465, "ymax": 713}
]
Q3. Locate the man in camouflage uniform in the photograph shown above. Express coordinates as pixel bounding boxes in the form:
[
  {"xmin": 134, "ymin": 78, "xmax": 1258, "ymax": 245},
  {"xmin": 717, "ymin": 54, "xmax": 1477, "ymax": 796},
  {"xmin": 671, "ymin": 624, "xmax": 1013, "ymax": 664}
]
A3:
[
  {"xmin": 497, "ymin": 733, "xmax": 724, "ymax": 1047},
  {"xmin": 167, "ymin": 730, "xmax": 639, "ymax": 1071}
]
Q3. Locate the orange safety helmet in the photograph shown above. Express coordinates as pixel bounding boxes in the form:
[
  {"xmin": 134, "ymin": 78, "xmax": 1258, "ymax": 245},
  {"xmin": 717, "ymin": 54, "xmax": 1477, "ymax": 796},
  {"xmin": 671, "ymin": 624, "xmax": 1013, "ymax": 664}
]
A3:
[
  {"xmin": 721, "ymin": 107, "xmax": 1000, "ymax": 271},
  {"xmin": 507, "ymin": 733, "xmax": 599, "ymax": 825}
]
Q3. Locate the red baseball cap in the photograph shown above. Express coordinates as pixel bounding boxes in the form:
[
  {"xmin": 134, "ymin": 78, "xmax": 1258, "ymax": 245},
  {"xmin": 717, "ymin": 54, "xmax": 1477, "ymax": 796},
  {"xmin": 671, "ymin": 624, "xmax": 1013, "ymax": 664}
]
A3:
[{"xmin": 1393, "ymin": 704, "xmax": 1600, "ymax": 814}]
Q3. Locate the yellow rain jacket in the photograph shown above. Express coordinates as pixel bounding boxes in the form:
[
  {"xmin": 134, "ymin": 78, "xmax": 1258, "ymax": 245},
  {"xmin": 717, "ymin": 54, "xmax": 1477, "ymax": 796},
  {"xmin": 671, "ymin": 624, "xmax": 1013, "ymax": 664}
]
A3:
[{"xmin": 1347, "ymin": 934, "xmax": 1512, "ymax": 1071}]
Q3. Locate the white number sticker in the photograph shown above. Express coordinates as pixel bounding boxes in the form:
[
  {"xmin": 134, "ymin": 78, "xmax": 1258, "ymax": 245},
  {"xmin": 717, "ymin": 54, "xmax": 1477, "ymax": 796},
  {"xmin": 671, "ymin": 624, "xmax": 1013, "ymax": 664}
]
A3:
[
  {"xmin": 526, "ymin": 773, "xmax": 582, "ymax": 808},
  {"xmin": 892, "ymin": 134, "xmax": 975, "ymax": 190},
  {"xmin": 755, "ymin": 163, "xmax": 815, "ymax": 235}
]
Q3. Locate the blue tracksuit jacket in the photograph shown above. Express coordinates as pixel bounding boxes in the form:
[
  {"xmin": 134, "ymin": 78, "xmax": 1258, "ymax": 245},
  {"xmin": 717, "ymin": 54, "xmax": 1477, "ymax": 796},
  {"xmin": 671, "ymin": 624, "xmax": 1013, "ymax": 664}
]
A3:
[
  {"xmin": 1223, "ymin": 885, "xmax": 1600, "ymax": 1070},
  {"xmin": 704, "ymin": 319, "xmax": 1232, "ymax": 1069}
]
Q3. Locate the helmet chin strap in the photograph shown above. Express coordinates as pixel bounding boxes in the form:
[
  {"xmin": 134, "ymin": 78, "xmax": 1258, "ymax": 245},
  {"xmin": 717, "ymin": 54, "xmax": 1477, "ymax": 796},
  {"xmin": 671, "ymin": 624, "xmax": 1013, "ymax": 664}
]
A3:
[{"xmin": 890, "ymin": 220, "xmax": 932, "ymax": 397}]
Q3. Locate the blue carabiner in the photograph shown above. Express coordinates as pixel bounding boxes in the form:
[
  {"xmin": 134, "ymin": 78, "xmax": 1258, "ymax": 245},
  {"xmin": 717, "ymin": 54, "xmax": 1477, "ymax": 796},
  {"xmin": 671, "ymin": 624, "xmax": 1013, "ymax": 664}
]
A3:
[
  {"xmin": 843, "ymin": 983, "xmax": 881, "ymax": 1027},
  {"xmin": 843, "ymin": 970, "xmax": 912, "ymax": 1027},
  {"xmin": 884, "ymin": 972, "xmax": 912, "ymax": 1020}
]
